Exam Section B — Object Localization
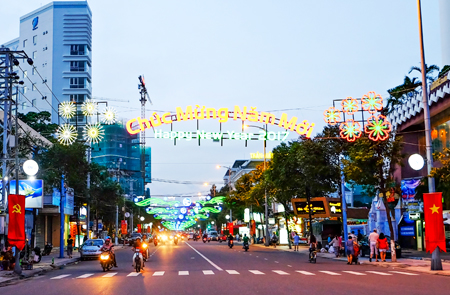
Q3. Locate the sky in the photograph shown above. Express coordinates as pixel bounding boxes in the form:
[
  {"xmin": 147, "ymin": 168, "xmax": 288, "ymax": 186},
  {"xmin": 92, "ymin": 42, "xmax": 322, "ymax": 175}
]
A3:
[{"xmin": 0, "ymin": 0, "xmax": 445, "ymax": 197}]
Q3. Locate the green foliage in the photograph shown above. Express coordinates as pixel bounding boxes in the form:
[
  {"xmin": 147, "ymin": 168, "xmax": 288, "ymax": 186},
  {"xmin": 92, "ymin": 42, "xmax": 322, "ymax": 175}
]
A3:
[
  {"xmin": 438, "ymin": 65, "xmax": 450, "ymax": 78},
  {"xmin": 18, "ymin": 111, "xmax": 58, "ymax": 141}
]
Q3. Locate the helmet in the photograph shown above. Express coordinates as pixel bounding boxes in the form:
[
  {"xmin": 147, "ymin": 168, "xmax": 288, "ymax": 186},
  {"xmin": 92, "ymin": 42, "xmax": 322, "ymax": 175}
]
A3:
[{"xmin": 105, "ymin": 238, "xmax": 111, "ymax": 243}]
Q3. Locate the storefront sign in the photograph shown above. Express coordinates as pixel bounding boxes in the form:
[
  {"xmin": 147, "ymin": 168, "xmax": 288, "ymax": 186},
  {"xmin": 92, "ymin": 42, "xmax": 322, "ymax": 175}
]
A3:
[
  {"xmin": 291, "ymin": 197, "xmax": 342, "ymax": 218},
  {"xmin": 409, "ymin": 212, "xmax": 422, "ymax": 220},
  {"xmin": 400, "ymin": 226, "xmax": 415, "ymax": 237},
  {"xmin": 9, "ymin": 179, "xmax": 44, "ymax": 209},
  {"xmin": 250, "ymin": 152, "xmax": 273, "ymax": 159},
  {"xmin": 406, "ymin": 201, "xmax": 422, "ymax": 213},
  {"xmin": 154, "ymin": 129, "xmax": 289, "ymax": 141},
  {"xmin": 244, "ymin": 208, "xmax": 250, "ymax": 223},
  {"xmin": 126, "ymin": 105, "xmax": 315, "ymax": 137}
]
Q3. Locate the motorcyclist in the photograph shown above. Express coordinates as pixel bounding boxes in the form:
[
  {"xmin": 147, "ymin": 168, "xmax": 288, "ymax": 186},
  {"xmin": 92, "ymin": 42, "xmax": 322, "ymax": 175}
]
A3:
[
  {"xmin": 132, "ymin": 238, "xmax": 144, "ymax": 269},
  {"xmin": 242, "ymin": 234, "xmax": 250, "ymax": 249},
  {"xmin": 202, "ymin": 233, "xmax": 208, "ymax": 241},
  {"xmin": 100, "ymin": 239, "xmax": 117, "ymax": 267}
]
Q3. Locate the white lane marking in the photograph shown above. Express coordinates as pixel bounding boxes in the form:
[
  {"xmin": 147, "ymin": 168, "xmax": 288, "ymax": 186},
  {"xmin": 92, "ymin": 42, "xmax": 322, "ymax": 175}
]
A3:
[
  {"xmin": 319, "ymin": 271, "xmax": 341, "ymax": 276},
  {"xmin": 273, "ymin": 270, "xmax": 289, "ymax": 275},
  {"xmin": 342, "ymin": 271, "xmax": 366, "ymax": 276},
  {"xmin": 203, "ymin": 270, "xmax": 214, "ymax": 275},
  {"xmin": 185, "ymin": 242, "xmax": 223, "ymax": 271},
  {"xmin": 226, "ymin": 270, "xmax": 239, "ymax": 275},
  {"xmin": 102, "ymin": 272, "xmax": 117, "ymax": 277},
  {"xmin": 127, "ymin": 272, "xmax": 141, "ymax": 277},
  {"xmin": 191, "ymin": 257, "xmax": 195, "ymax": 259},
  {"xmin": 296, "ymin": 271, "xmax": 315, "ymax": 275},
  {"xmin": 256, "ymin": 256, "xmax": 259, "ymax": 258},
  {"xmin": 179, "ymin": 271, "xmax": 189, "ymax": 276},
  {"xmin": 77, "ymin": 273, "xmax": 94, "ymax": 279},
  {"xmin": 366, "ymin": 271, "xmax": 392, "ymax": 276},
  {"xmin": 264, "ymin": 258, "xmax": 268, "ymax": 260},
  {"xmin": 51, "ymin": 274, "xmax": 71, "ymax": 280},
  {"xmin": 249, "ymin": 270, "xmax": 265, "ymax": 275},
  {"xmin": 153, "ymin": 271, "xmax": 165, "ymax": 276},
  {"xmin": 287, "ymin": 265, "xmax": 292, "ymax": 267},
  {"xmin": 389, "ymin": 271, "xmax": 418, "ymax": 276},
  {"xmin": 274, "ymin": 261, "xmax": 279, "ymax": 263}
]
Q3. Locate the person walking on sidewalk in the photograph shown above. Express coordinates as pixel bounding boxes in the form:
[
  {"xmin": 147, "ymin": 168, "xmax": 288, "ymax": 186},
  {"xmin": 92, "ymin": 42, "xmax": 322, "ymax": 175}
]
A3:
[
  {"xmin": 271, "ymin": 232, "xmax": 278, "ymax": 248},
  {"xmin": 345, "ymin": 236, "xmax": 355, "ymax": 265},
  {"xmin": 67, "ymin": 235, "xmax": 74, "ymax": 258},
  {"xmin": 377, "ymin": 233, "xmax": 389, "ymax": 262},
  {"xmin": 368, "ymin": 229, "xmax": 379, "ymax": 262},
  {"xmin": 293, "ymin": 232, "xmax": 300, "ymax": 251},
  {"xmin": 330, "ymin": 235, "xmax": 340, "ymax": 257}
]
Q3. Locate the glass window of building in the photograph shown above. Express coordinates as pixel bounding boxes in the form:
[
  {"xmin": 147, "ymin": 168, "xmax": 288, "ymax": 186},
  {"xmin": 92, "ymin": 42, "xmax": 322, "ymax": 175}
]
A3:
[
  {"xmin": 23, "ymin": 39, "xmax": 27, "ymax": 47},
  {"xmin": 70, "ymin": 94, "xmax": 85, "ymax": 103},
  {"xmin": 23, "ymin": 70, "xmax": 27, "ymax": 78},
  {"xmin": 32, "ymin": 51, "xmax": 37, "ymax": 59},
  {"xmin": 22, "ymin": 102, "xmax": 27, "ymax": 110},
  {"xmin": 70, "ymin": 45, "xmax": 85, "ymax": 55},
  {"xmin": 32, "ymin": 99, "xmax": 36, "ymax": 107},
  {"xmin": 32, "ymin": 67, "xmax": 35, "ymax": 75},
  {"xmin": 32, "ymin": 83, "xmax": 36, "ymax": 91},
  {"xmin": 70, "ymin": 61, "xmax": 85, "ymax": 72},
  {"xmin": 33, "ymin": 35, "xmax": 37, "ymax": 45},
  {"xmin": 23, "ymin": 86, "xmax": 27, "ymax": 94},
  {"xmin": 70, "ymin": 77, "xmax": 85, "ymax": 88}
]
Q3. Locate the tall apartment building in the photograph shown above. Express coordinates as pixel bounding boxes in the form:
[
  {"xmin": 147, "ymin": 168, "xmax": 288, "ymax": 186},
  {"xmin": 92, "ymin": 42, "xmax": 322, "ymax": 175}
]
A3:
[{"xmin": 1, "ymin": 1, "xmax": 92, "ymax": 124}]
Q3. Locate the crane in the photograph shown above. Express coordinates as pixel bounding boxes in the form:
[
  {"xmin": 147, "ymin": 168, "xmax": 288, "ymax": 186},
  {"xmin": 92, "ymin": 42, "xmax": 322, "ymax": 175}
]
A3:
[{"xmin": 138, "ymin": 75, "xmax": 152, "ymax": 190}]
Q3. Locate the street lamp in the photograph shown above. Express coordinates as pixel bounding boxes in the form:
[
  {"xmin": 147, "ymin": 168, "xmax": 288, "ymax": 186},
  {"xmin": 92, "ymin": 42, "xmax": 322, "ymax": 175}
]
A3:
[
  {"xmin": 244, "ymin": 124, "xmax": 270, "ymax": 247},
  {"xmin": 217, "ymin": 165, "xmax": 233, "ymax": 224}
]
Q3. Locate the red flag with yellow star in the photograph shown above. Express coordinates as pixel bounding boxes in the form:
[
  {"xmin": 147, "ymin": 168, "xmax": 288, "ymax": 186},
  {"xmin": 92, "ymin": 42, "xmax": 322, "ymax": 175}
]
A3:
[
  {"xmin": 7, "ymin": 194, "xmax": 26, "ymax": 250},
  {"xmin": 423, "ymin": 192, "xmax": 447, "ymax": 253}
]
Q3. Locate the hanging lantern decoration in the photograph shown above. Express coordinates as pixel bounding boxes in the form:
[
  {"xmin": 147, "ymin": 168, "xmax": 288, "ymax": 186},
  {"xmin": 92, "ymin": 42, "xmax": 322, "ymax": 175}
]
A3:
[
  {"xmin": 83, "ymin": 123, "xmax": 104, "ymax": 144},
  {"xmin": 102, "ymin": 107, "xmax": 117, "ymax": 125},
  {"xmin": 56, "ymin": 124, "xmax": 77, "ymax": 145},
  {"xmin": 81, "ymin": 99, "xmax": 98, "ymax": 116},
  {"xmin": 59, "ymin": 101, "xmax": 76, "ymax": 119}
]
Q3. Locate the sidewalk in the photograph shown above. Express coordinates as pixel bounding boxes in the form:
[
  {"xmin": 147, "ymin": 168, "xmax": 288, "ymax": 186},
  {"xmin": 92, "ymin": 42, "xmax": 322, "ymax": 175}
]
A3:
[
  {"xmin": 251, "ymin": 243, "xmax": 450, "ymax": 276},
  {"xmin": 0, "ymin": 245, "xmax": 126, "ymax": 285}
]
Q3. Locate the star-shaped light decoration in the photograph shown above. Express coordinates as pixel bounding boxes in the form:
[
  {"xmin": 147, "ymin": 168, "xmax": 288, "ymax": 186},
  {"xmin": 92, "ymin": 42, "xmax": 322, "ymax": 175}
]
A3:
[
  {"xmin": 83, "ymin": 123, "xmax": 104, "ymax": 144},
  {"xmin": 365, "ymin": 115, "xmax": 392, "ymax": 141},
  {"xmin": 341, "ymin": 97, "xmax": 359, "ymax": 115},
  {"xmin": 56, "ymin": 124, "xmax": 77, "ymax": 145},
  {"xmin": 58, "ymin": 101, "xmax": 76, "ymax": 119},
  {"xmin": 430, "ymin": 204, "xmax": 440, "ymax": 214},
  {"xmin": 81, "ymin": 99, "xmax": 97, "ymax": 116},
  {"xmin": 102, "ymin": 107, "xmax": 117, "ymax": 125},
  {"xmin": 361, "ymin": 91, "xmax": 383, "ymax": 114},
  {"xmin": 339, "ymin": 119, "xmax": 362, "ymax": 142},
  {"xmin": 323, "ymin": 107, "xmax": 342, "ymax": 125}
]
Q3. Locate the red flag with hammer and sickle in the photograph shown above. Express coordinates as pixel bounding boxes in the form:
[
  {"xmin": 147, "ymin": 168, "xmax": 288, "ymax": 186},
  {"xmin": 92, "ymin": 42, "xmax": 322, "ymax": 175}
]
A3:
[
  {"xmin": 8, "ymin": 194, "xmax": 26, "ymax": 250},
  {"xmin": 423, "ymin": 193, "xmax": 447, "ymax": 253}
]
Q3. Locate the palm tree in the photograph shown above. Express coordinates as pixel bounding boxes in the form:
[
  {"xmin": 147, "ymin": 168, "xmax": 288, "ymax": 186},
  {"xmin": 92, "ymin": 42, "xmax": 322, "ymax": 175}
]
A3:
[
  {"xmin": 409, "ymin": 64, "xmax": 440, "ymax": 83},
  {"xmin": 385, "ymin": 76, "xmax": 422, "ymax": 115}
]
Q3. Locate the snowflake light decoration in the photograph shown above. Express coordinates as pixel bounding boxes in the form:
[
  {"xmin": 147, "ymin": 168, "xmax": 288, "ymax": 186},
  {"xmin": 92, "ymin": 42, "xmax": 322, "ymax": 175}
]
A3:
[
  {"xmin": 323, "ymin": 107, "xmax": 342, "ymax": 125},
  {"xmin": 83, "ymin": 123, "xmax": 104, "ymax": 144},
  {"xmin": 365, "ymin": 115, "xmax": 392, "ymax": 141},
  {"xmin": 81, "ymin": 99, "xmax": 98, "ymax": 116},
  {"xmin": 59, "ymin": 101, "xmax": 76, "ymax": 119},
  {"xmin": 339, "ymin": 119, "xmax": 362, "ymax": 142},
  {"xmin": 341, "ymin": 97, "xmax": 359, "ymax": 115},
  {"xmin": 102, "ymin": 107, "xmax": 117, "ymax": 124},
  {"xmin": 361, "ymin": 91, "xmax": 383, "ymax": 114},
  {"xmin": 56, "ymin": 124, "xmax": 77, "ymax": 145}
]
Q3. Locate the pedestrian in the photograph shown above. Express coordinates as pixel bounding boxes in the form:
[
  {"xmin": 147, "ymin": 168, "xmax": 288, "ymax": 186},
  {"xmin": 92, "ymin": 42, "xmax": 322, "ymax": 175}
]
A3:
[
  {"xmin": 345, "ymin": 236, "xmax": 354, "ymax": 265},
  {"xmin": 329, "ymin": 235, "xmax": 340, "ymax": 257},
  {"xmin": 293, "ymin": 232, "xmax": 300, "ymax": 251},
  {"xmin": 368, "ymin": 229, "xmax": 379, "ymax": 262},
  {"xmin": 327, "ymin": 234, "xmax": 332, "ymax": 244},
  {"xmin": 357, "ymin": 230, "xmax": 363, "ymax": 242},
  {"xmin": 350, "ymin": 231, "xmax": 357, "ymax": 242},
  {"xmin": 67, "ymin": 235, "xmax": 74, "ymax": 258},
  {"xmin": 271, "ymin": 232, "xmax": 278, "ymax": 248},
  {"xmin": 377, "ymin": 233, "xmax": 389, "ymax": 262},
  {"xmin": 236, "ymin": 233, "xmax": 240, "ymax": 242}
]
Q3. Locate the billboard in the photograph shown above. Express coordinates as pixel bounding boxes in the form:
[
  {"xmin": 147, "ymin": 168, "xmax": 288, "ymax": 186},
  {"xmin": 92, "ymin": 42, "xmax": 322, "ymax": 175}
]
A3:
[
  {"xmin": 9, "ymin": 179, "xmax": 44, "ymax": 209},
  {"xmin": 291, "ymin": 197, "xmax": 342, "ymax": 218}
]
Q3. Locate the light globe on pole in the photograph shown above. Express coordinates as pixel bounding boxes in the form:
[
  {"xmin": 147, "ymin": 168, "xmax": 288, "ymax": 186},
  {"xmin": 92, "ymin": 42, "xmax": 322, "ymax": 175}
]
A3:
[
  {"xmin": 23, "ymin": 159, "xmax": 39, "ymax": 176},
  {"xmin": 408, "ymin": 153, "xmax": 425, "ymax": 171}
]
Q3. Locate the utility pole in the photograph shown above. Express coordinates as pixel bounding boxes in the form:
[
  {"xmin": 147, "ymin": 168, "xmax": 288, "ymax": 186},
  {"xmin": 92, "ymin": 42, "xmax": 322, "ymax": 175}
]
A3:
[
  {"xmin": 115, "ymin": 159, "xmax": 121, "ymax": 245},
  {"xmin": 138, "ymin": 76, "xmax": 152, "ymax": 198}
]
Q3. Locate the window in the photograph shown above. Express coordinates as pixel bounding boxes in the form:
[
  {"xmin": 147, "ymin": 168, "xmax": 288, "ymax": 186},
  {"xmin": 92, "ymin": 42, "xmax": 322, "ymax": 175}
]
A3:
[
  {"xmin": 32, "ymin": 67, "xmax": 36, "ymax": 75},
  {"xmin": 70, "ymin": 77, "xmax": 85, "ymax": 89},
  {"xmin": 70, "ymin": 94, "xmax": 85, "ymax": 103},
  {"xmin": 33, "ymin": 35, "xmax": 37, "ymax": 45},
  {"xmin": 32, "ymin": 84, "xmax": 36, "ymax": 91},
  {"xmin": 32, "ymin": 99, "xmax": 36, "ymax": 107},
  {"xmin": 70, "ymin": 45, "xmax": 85, "ymax": 55},
  {"xmin": 32, "ymin": 51, "xmax": 37, "ymax": 59},
  {"xmin": 22, "ymin": 102, "xmax": 27, "ymax": 110},
  {"xmin": 23, "ymin": 70, "xmax": 27, "ymax": 79},
  {"xmin": 23, "ymin": 86, "xmax": 27, "ymax": 94},
  {"xmin": 70, "ymin": 61, "xmax": 85, "ymax": 72},
  {"xmin": 23, "ymin": 39, "xmax": 27, "ymax": 47}
]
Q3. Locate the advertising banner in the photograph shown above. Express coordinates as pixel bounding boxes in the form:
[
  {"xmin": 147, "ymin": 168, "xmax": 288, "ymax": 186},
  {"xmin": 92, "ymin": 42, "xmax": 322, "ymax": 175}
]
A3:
[
  {"xmin": 9, "ymin": 179, "xmax": 44, "ymax": 208},
  {"xmin": 70, "ymin": 223, "xmax": 78, "ymax": 245},
  {"xmin": 227, "ymin": 222, "xmax": 233, "ymax": 235},
  {"xmin": 423, "ymin": 193, "xmax": 447, "ymax": 253},
  {"xmin": 121, "ymin": 220, "xmax": 127, "ymax": 235},
  {"xmin": 137, "ymin": 224, "xmax": 142, "ymax": 233},
  {"xmin": 7, "ymin": 194, "xmax": 26, "ymax": 250}
]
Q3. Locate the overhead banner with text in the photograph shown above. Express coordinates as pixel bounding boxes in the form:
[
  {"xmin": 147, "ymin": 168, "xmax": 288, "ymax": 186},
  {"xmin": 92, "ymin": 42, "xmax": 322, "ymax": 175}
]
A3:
[
  {"xmin": 423, "ymin": 192, "xmax": 447, "ymax": 253},
  {"xmin": 7, "ymin": 194, "xmax": 26, "ymax": 250}
]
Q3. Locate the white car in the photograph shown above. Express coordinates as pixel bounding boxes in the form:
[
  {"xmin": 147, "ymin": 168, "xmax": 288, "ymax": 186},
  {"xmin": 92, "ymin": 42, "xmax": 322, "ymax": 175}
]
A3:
[{"xmin": 80, "ymin": 239, "xmax": 104, "ymax": 260}]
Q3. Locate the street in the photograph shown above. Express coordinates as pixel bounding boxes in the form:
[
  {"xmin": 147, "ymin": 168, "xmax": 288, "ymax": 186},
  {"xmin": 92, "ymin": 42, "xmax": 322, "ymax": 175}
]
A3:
[{"xmin": 1, "ymin": 241, "xmax": 448, "ymax": 295}]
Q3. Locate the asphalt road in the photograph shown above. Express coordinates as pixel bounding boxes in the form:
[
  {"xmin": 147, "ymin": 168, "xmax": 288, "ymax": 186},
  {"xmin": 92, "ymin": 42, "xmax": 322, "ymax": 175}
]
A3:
[{"xmin": 1, "ymin": 240, "xmax": 448, "ymax": 295}]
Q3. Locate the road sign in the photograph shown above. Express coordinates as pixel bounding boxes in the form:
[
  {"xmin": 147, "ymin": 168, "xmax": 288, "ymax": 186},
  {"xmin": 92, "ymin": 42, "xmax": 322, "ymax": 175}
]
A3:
[{"xmin": 125, "ymin": 212, "xmax": 130, "ymax": 218}]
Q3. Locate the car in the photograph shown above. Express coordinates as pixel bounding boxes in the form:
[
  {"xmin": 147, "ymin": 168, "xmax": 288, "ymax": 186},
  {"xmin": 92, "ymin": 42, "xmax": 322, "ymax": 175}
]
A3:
[
  {"xmin": 209, "ymin": 231, "xmax": 219, "ymax": 241},
  {"xmin": 79, "ymin": 239, "xmax": 104, "ymax": 260},
  {"xmin": 128, "ymin": 232, "xmax": 143, "ymax": 246},
  {"xmin": 188, "ymin": 233, "xmax": 194, "ymax": 240},
  {"xmin": 360, "ymin": 236, "xmax": 401, "ymax": 258}
]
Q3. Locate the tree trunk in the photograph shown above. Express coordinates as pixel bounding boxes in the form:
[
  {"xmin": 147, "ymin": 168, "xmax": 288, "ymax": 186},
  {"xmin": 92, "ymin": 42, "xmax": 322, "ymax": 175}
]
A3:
[
  {"xmin": 285, "ymin": 211, "xmax": 292, "ymax": 249},
  {"xmin": 381, "ymin": 193, "xmax": 397, "ymax": 262}
]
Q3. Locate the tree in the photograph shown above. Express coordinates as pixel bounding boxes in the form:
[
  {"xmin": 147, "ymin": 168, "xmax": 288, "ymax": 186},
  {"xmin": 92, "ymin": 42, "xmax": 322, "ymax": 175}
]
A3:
[
  {"xmin": 18, "ymin": 111, "xmax": 58, "ymax": 141},
  {"xmin": 409, "ymin": 64, "xmax": 440, "ymax": 83},
  {"xmin": 343, "ymin": 133, "xmax": 404, "ymax": 261},
  {"xmin": 385, "ymin": 76, "xmax": 421, "ymax": 114}
]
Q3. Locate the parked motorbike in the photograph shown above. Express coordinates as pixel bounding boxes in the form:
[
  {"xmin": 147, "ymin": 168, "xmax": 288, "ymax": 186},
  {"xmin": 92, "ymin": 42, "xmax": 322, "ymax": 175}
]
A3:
[
  {"xmin": 243, "ymin": 242, "xmax": 249, "ymax": 252},
  {"xmin": 100, "ymin": 250, "xmax": 114, "ymax": 271},
  {"xmin": 133, "ymin": 247, "xmax": 144, "ymax": 272},
  {"xmin": 42, "ymin": 242, "xmax": 53, "ymax": 256},
  {"xmin": 228, "ymin": 240, "xmax": 234, "ymax": 249}
]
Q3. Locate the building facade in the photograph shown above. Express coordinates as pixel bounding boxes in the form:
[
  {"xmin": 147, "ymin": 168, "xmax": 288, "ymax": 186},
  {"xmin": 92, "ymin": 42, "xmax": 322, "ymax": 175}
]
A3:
[{"xmin": 1, "ymin": 1, "xmax": 92, "ymax": 124}]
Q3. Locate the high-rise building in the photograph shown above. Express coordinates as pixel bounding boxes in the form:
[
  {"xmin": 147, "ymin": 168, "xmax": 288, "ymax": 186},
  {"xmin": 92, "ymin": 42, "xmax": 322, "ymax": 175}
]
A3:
[{"xmin": 1, "ymin": 1, "xmax": 92, "ymax": 123}]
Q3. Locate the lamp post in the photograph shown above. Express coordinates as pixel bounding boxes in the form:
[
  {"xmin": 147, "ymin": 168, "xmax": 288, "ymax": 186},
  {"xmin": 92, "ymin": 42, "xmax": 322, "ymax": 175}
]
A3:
[
  {"xmin": 417, "ymin": 0, "xmax": 441, "ymax": 271},
  {"xmin": 244, "ymin": 124, "xmax": 270, "ymax": 246}
]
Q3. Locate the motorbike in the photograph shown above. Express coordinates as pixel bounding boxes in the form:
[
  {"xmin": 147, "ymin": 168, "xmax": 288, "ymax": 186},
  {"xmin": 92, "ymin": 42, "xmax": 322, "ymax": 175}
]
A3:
[
  {"xmin": 100, "ymin": 250, "xmax": 114, "ymax": 271},
  {"xmin": 228, "ymin": 240, "xmax": 234, "ymax": 249},
  {"xmin": 32, "ymin": 246, "xmax": 42, "ymax": 263},
  {"xmin": 202, "ymin": 237, "xmax": 207, "ymax": 243},
  {"xmin": 309, "ymin": 249, "xmax": 317, "ymax": 263},
  {"xmin": 243, "ymin": 242, "xmax": 249, "ymax": 252},
  {"xmin": 133, "ymin": 247, "xmax": 144, "ymax": 272},
  {"xmin": 142, "ymin": 243, "xmax": 148, "ymax": 261},
  {"xmin": 42, "ymin": 242, "xmax": 53, "ymax": 256}
]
